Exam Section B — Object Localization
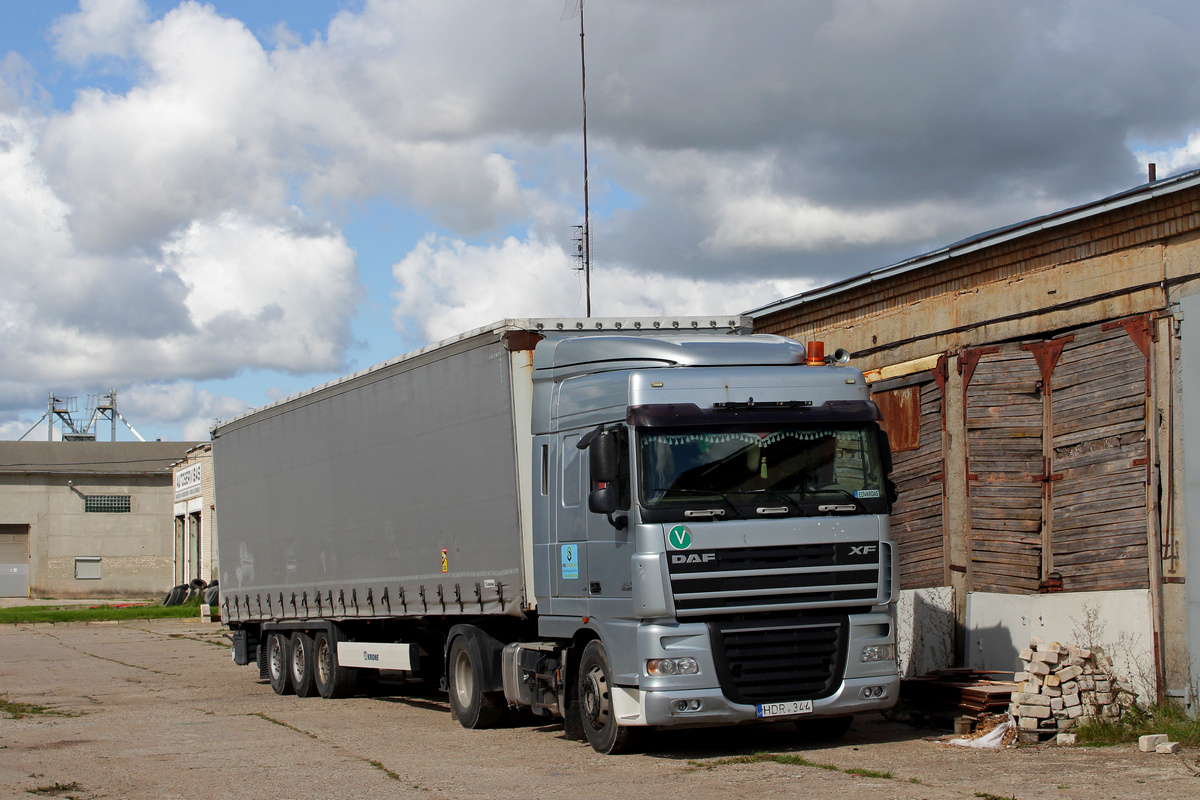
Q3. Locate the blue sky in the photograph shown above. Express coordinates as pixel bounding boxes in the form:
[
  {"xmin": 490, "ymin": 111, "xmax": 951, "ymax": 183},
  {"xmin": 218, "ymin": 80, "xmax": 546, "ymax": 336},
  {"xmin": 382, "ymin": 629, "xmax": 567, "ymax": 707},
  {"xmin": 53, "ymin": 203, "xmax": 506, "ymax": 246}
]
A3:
[{"xmin": 3, "ymin": 0, "xmax": 1200, "ymax": 442}]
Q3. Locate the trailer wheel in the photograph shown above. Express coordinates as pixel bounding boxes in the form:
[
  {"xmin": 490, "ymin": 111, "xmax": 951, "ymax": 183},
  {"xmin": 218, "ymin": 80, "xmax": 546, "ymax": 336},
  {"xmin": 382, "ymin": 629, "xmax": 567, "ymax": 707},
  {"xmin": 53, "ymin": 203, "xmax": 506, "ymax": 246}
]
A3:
[
  {"xmin": 793, "ymin": 715, "xmax": 853, "ymax": 741},
  {"xmin": 577, "ymin": 640, "xmax": 638, "ymax": 754},
  {"xmin": 290, "ymin": 632, "xmax": 317, "ymax": 698},
  {"xmin": 266, "ymin": 632, "xmax": 293, "ymax": 695},
  {"xmin": 313, "ymin": 631, "xmax": 357, "ymax": 699},
  {"xmin": 447, "ymin": 637, "xmax": 504, "ymax": 729}
]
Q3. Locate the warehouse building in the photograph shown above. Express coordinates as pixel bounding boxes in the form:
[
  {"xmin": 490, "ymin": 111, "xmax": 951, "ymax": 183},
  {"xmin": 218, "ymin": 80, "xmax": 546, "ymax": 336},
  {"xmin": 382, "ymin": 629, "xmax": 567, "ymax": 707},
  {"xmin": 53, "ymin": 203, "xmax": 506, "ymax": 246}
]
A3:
[
  {"xmin": 750, "ymin": 167, "xmax": 1200, "ymax": 706},
  {"xmin": 0, "ymin": 441, "xmax": 201, "ymax": 598},
  {"xmin": 171, "ymin": 443, "xmax": 217, "ymax": 588}
]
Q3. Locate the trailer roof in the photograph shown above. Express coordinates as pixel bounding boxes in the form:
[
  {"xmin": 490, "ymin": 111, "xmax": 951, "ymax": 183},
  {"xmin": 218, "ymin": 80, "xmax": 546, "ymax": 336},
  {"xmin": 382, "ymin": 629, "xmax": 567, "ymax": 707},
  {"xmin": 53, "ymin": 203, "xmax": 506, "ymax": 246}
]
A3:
[{"xmin": 212, "ymin": 316, "xmax": 755, "ymax": 432}]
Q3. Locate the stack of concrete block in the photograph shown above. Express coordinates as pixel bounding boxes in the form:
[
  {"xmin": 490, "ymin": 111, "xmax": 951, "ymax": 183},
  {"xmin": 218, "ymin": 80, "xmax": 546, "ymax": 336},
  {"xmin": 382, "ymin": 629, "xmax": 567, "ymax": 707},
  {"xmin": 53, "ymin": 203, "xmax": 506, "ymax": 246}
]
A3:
[
  {"xmin": 1139, "ymin": 734, "xmax": 1181, "ymax": 754},
  {"xmin": 1008, "ymin": 637, "xmax": 1137, "ymax": 741}
]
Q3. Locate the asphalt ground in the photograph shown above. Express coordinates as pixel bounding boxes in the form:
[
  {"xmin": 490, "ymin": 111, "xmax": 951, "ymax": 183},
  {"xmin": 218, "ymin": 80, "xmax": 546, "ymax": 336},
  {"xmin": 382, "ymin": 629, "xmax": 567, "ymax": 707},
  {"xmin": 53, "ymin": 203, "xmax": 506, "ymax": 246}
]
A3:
[{"xmin": 0, "ymin": 618, "xmax": 1196, "ymax": 800}]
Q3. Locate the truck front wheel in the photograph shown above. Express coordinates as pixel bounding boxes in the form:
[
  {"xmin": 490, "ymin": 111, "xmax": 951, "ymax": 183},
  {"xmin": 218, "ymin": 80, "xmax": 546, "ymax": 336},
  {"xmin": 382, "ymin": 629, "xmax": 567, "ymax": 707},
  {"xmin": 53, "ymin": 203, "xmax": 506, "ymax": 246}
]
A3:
[
  {"xmin": 447, "ymin": 637, "xmax": 504, "ymax": 729},
  {"xmin": 577, "ymin": 640, "xmax": 637, "ymax": 754},
  {"xmin": 266, "ymin": 632, "xmax": 293, "ymax": 695}
]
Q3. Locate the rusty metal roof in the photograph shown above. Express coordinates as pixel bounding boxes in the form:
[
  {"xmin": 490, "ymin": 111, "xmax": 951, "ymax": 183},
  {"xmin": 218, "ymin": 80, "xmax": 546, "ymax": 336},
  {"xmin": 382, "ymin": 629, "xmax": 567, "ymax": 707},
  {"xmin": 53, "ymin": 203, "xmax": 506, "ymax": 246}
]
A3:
[{"xmin": 747, "ymin": 167, "xmax": 1200, "ymax": 319}]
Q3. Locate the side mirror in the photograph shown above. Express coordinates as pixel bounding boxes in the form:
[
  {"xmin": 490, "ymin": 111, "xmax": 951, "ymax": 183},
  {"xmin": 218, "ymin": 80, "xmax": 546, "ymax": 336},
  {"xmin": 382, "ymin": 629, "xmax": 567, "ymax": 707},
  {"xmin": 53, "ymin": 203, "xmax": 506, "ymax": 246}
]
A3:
[
  {"xmin": 588, "ymin": 487, "xmax": 628, "ymax": 530},
  {"xmin": 589, "ymin": 486, "xmax": 618, "ymax": 515},
  {"xmin": 588, "ymin": 430, "xmax": 619, "ymax": 483}
]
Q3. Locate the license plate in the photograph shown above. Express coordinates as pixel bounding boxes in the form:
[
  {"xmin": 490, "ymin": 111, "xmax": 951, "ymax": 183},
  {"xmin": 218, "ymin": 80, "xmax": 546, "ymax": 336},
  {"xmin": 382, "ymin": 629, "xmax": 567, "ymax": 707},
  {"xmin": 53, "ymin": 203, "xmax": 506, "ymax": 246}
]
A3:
[{"xmin": 756, "ymin": 700, "xmax": 813, "ymax": 718}]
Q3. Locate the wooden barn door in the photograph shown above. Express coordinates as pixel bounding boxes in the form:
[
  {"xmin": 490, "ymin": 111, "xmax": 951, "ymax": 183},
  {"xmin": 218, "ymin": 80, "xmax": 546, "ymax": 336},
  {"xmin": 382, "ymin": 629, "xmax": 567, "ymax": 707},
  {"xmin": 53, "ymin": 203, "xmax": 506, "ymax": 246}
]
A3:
[
  {"xmin": 963, "ymin": 317, "xmax": 1152, "ymax": 595},
  {"xmin": 963, "ymin": 344, "xmax": 1045, "ymax": 593},
  {"xmin": 873, "ymin": 370, "xmax": 946, "ymax": 589},
  {"xmin": 1048, "ymin": 319, "xmax": 1150, "ymax": 591}
]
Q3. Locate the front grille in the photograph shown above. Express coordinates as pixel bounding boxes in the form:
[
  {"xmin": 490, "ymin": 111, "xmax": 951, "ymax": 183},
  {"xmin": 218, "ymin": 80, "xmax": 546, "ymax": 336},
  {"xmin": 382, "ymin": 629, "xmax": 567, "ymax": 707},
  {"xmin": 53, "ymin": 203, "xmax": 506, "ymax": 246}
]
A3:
[
  {"xmin": 668, "ymin": 542, "xmax": 881, "ymax": 616},
  {"xmin": 708, "ymin": 614, "xmax": 848, "ymax": 704}
]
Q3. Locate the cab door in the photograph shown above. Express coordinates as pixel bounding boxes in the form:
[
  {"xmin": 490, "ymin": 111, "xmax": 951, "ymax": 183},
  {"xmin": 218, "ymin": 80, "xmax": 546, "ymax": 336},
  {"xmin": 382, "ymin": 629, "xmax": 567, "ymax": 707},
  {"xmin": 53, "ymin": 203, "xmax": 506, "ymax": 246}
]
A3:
[{"xmin": 552, "ymin": 432, "xmax": 589, "ymax": 605}]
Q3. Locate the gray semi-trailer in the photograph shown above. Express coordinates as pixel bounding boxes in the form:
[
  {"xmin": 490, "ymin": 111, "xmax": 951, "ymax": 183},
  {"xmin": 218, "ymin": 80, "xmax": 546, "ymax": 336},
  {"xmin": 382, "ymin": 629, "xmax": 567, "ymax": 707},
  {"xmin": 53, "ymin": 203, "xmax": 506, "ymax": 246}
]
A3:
[{"xmin": 213, "ymin": 317, "xmax": 899, "ymax": 754}]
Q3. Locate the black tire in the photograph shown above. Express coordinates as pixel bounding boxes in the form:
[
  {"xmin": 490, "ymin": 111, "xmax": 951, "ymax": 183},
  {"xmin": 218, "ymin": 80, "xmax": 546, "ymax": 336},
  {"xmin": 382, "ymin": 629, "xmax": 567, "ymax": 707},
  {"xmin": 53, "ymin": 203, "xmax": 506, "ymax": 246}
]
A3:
[
  {"xmin": 203, "ymin": 585, "xmax": 220, "ymax": 605},
  {"xmin": 446, "ymin": 636, "xmax": 504, "ymax": 729},
  {"xmin": 190, "ymin": 578, "xmax": 208, "ymax": 590},
  {"xmin": 577, "ymin": 640, "xmax": 638, "ymax": 754},
  {"xmin": 168, "ymin": 584, "xmax": 188, "ymax": 606},
  {"xmin": 793, "ymin": 715, "xmax": 853, "ymax": 741},
  {"xmin": 266, "ymin": 632, "xmax": 293, "ymax": 695},
  {"xmin": 562, "ymin": 694, "xmax": 587, "ymax": 742},
  {"xmin": 313, "ymin": 630, "xmax": 357, "ymax": 699},
  {"xmin": 290, "ymin": 632, "xmax": 317, "ymax": 698},
  {"xmin": 161, "ymin": 589, "xmax": 174, "ymax": 606}
]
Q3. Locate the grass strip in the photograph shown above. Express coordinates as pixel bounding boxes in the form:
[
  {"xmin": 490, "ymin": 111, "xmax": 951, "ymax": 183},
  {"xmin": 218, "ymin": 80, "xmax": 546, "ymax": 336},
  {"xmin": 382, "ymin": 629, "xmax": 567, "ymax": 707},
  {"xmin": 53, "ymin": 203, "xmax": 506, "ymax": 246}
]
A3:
[
  {"xmin": 26, "ymin": 781, "xmax": 82, "ymax": 796},
  {"xmin": 251, "ymin": 712, "xmax": 319, "ymax": 739},
  {"xmin": 0, "ymin": 603, "xmax": 202, "ymax": 625},
  {"xmin": 1075, "ymin": 702, "xmax": 1200, "ymax": 747},
  {"xmin": 369, "ymin": 761, "xmax": 402, "ymax": 781},
  {"xmin": 1, "ymin": 694, "xmax": 80, "ymax": 720},
  {"xmin": 691, "ymin": 752, "xmax": 891, "ymax": 779}
]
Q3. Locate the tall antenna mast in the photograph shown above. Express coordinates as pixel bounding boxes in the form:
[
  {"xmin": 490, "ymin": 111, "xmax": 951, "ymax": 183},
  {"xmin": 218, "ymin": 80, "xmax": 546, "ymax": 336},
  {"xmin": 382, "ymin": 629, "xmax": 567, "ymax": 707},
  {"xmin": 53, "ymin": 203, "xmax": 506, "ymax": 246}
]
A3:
[{"xmin": 579, "ymin": 0, "xmax": 591, "ymax": 317}]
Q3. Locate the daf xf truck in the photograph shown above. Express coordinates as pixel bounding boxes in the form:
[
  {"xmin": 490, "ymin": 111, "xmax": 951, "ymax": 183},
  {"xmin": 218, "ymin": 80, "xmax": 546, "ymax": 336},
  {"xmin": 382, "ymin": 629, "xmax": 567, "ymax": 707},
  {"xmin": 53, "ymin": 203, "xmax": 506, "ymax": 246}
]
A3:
[{"xmin": 213, "ymin": 317, "xmax": 899, "ymax": 753}]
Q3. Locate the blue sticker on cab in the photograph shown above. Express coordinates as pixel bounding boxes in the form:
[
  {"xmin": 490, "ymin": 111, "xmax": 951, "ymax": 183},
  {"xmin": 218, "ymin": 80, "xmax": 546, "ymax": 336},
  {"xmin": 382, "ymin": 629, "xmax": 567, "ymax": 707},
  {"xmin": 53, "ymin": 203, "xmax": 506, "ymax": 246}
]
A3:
[{"xmin": 561, "ymin": 544, "xmax": 579, "ymax": 579}]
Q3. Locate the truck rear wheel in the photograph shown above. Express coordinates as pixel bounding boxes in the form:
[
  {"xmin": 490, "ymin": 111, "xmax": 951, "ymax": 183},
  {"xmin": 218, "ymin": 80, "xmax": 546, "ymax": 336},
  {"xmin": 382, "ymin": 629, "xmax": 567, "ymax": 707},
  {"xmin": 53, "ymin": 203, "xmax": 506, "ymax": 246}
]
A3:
[
  {"xmin": 577, "ymin": 640, "xmax": 637, "ymax": 754},
  {"xmin": 447, "ymin": 637, "xmax": 504, "ymax": 729},
  {"xmin": 290, "ymin": 632, "xmax": 317, "ymax": 698},
  {"xmin": 266, "ymin": 632, "xmax": 293, "ymax": 695},
  {"xmin": 313, "ymin": 630, "xmax": 357, "ymax": 699}
]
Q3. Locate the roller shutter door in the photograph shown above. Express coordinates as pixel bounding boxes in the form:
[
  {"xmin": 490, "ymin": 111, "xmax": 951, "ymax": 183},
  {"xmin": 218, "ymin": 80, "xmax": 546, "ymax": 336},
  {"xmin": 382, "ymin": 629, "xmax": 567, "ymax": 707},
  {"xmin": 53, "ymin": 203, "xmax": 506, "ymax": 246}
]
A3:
[{"xmin": 0, "ymin": 525, "xmax": 30, "ymax": 598}]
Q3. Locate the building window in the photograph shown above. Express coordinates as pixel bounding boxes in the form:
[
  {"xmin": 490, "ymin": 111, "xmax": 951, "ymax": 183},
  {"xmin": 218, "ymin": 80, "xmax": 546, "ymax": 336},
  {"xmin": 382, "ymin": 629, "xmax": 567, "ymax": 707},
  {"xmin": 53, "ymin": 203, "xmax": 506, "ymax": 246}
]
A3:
[
  {"xmin": 75, "ymin": 557, "xmax": 101, "ymax": 580},
  {"xmin": 84, "ymin": 495, "xmax": 131, "ymax": 513}
]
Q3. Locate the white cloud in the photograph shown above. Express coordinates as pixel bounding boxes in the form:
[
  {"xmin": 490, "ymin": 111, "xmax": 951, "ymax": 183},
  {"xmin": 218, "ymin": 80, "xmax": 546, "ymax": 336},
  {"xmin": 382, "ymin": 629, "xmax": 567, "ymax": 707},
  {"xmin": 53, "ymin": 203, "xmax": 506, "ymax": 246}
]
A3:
[
  {"xmin": 121, "ymin": 381, "xmax": 247, "ymax": 441},
  {"xmin": 50, "ymin": 0, "xmax": 149, "ymax": 67},
  {"xmin": 391, "ymin": 232, "xmax": 815, "ymax": 343},
  {"xmin": 5, "ymin": 0, "xmax": 1200, "ymax": 442},
  {"xmin": 1137, "ymin": 134, "xmax": 1200, "ymax": 178},
  {"xmin": 0, "ymin": 104, "xmax": 359, "ymax": 387},
  {"xmin": 163, "ymin": 212, "xmax": 361, "ymax": 374}
]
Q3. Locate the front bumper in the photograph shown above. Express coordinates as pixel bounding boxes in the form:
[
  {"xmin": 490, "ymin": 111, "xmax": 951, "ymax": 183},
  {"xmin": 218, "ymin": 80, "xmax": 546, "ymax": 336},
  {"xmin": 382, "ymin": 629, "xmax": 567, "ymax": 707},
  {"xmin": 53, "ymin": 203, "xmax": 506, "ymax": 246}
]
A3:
[{"xmin": 614, "ymin": 673, "xmax": 900, "ymax": 727}]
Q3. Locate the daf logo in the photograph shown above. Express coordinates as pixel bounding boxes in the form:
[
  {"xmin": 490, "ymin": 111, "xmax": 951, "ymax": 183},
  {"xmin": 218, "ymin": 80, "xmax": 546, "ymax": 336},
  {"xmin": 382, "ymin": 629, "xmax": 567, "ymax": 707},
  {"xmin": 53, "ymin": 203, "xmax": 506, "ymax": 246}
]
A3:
[
  {"xmin": 671, "ymin": 553, "xmax": 717, "ymax": 564},
  {"xmin": 849, "ymin": 545, "xmax": 877, "ymax": 556}
]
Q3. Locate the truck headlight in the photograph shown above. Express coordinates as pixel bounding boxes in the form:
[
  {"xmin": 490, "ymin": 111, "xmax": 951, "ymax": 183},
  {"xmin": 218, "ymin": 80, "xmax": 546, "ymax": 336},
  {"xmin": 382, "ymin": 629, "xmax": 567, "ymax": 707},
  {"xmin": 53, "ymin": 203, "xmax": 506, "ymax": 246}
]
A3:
[
  {"xmin": 647, "ymin": 657, "xmax": 700, "ymax": 676},
  {"xmin": 860, "ymin": 645, "xmax": 894, "ymax": 663}
]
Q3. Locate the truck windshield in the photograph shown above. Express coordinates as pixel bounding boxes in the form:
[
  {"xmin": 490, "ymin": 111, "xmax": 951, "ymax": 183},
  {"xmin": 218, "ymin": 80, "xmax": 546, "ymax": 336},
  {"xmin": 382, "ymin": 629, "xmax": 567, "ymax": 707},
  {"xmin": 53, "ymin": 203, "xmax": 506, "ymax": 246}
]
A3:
[{"xmin": 637, "ymin": 424, "xmax": 888, "ymax": 521}]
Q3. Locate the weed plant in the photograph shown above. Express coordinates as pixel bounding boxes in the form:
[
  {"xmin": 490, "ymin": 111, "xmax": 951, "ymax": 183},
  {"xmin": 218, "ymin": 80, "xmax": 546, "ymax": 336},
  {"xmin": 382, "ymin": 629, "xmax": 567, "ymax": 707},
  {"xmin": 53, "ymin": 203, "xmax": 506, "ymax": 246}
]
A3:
[{"xmin": 1075, "ymin": 701, "xmax": 1200, "ymax": 747}]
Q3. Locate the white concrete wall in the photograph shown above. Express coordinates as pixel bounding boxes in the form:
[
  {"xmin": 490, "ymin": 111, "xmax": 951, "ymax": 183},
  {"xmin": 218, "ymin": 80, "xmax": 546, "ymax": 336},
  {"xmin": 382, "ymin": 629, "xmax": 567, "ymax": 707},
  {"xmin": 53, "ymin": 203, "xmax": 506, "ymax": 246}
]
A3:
[
  {"xmin": 897, "ymin": 586, "xmax": 956, "ymax": 677},
  {"xmin": 966, "ymin": 589, "xmax": 1156, "ymax": 702}
]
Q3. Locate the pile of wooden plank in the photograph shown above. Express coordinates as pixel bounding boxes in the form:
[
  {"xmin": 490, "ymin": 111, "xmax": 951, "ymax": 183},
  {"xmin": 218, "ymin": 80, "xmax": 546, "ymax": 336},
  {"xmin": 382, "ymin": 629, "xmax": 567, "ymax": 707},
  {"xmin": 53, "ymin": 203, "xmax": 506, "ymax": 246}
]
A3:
[{"xmin": 901, "ymin": 668, "xmax": 1018, "ymax": 729}]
